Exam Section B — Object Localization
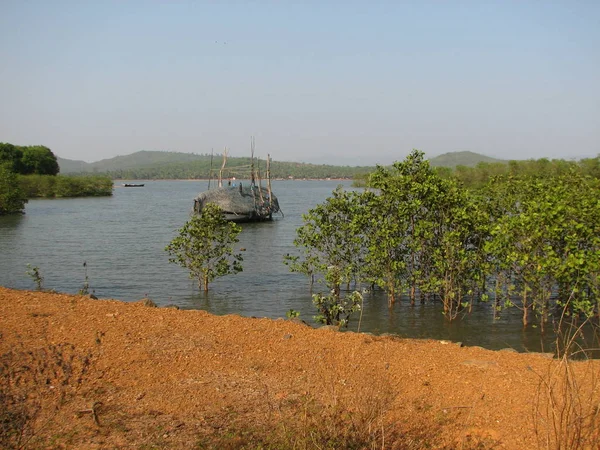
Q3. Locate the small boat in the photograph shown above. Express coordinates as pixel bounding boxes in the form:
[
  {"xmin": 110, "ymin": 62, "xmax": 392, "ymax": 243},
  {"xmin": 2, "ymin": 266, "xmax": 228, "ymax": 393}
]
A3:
[
  {"xmin": 123, "ymin": 183, "xmax": 145, "ymax": 187},
  {"xmin": 192, "ymin": 138, "xmax": 282, "ymax": 223}
]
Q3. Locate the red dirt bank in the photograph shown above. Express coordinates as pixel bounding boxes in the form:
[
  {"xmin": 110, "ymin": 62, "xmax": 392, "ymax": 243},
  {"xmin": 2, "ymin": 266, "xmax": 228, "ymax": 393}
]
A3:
[{"xmin": 1, "ymin": 287, "xmax": 598, "ymax": 449}]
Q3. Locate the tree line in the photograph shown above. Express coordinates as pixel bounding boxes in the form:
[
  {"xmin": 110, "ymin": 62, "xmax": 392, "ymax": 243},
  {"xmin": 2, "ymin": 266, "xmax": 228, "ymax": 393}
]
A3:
[
  {"xmin": 0, "ymin": 142, "xmax": 113, "ymax": 215},
  {"xmin": 353, "ymin": 155, "xmax": 600, "ymax": 188},
  {"xmin": 80, "ymin": 157, "xmax": 374, "ymax": 181},
  {"xmin": 286, "ymin": 150, "xmax": 600, "ymax": 329}
]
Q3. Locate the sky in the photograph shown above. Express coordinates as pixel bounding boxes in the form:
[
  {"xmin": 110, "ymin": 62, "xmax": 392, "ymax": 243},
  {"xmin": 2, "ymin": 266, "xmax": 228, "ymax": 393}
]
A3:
[{"xmin": 0, "ymin": 1, "xmax": 598, "ymax": 165}]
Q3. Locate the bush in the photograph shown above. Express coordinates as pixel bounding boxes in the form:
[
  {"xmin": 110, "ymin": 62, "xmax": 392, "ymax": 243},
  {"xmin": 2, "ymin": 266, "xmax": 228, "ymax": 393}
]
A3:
[{"xmin": 0, "ymin": 164, "xmax": 27, "ymax": 215}]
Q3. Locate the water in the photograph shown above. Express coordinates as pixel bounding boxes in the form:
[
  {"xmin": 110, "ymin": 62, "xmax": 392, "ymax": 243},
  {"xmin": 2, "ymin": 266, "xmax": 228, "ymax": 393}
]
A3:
[{"xmin": 0, "ymin": 180, "xmax": 565, "ymax": 352}]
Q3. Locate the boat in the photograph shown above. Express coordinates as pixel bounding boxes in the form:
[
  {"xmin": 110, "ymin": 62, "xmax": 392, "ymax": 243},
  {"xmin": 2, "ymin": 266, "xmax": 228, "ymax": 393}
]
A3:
[
  {"xmin": 123, "ymin": 183, "xmax": 145, "ymax": 187},
  {"xmin": 193, "ymin": 184, "xmax": 281, "ymax": 223},
  {"xmin": 192, "ymin": 139, "xmax": 282, "ymax": 223}
]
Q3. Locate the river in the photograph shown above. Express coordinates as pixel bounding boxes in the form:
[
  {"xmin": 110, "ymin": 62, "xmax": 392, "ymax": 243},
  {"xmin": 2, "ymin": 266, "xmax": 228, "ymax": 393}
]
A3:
[{"xmin": 0, "ymin": 179, "xmax": 563, "ymax": 352}]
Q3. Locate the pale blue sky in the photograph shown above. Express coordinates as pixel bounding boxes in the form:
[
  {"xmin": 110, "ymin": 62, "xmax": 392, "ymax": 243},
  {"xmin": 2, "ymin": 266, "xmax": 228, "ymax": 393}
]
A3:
[{"xmin": 0, "ymin": 1, "xmax": 598, "ymax": 165}]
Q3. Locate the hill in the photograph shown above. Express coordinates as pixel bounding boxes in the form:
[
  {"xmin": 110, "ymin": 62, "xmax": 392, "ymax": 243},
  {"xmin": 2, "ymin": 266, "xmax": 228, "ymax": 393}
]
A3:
[
  {"xmin": 56, "ymin": 156, "xmax": 93, "ymax": 173},
  {"xmin": 57, "ymin": 151, "xmax": 374, "ymax": 179},
  {"xmin": 58, "ymin": 151, "xmax": 210, "ymax": 174},
  {"xmin": 56, "ymin": 150, "xmax": 507, "ymax": 178},
  {"xmin": 428, "ymin": 151, "xmax": 505, "ymax": 168}
]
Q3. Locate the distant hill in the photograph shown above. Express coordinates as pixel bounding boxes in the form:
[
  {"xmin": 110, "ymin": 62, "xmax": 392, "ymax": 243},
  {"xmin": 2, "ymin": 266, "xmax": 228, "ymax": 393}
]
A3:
[
  {"xmin": 56, "ymin": 150, "xmax": 507, "ymax": 178},
  {"xmin": 428, "ymin": 151, "xmax": 505, "ymax": 168},
  {"xmin": 58, "ymin": 151, "xmax": 209, "ymax": 174},
  {"xmin": 57, "ymin": 157, "xmax": 92, "ymax": 173},
  {"xmin": 56, "ymin": 150, "xmax": 373, "ymax": 179}
]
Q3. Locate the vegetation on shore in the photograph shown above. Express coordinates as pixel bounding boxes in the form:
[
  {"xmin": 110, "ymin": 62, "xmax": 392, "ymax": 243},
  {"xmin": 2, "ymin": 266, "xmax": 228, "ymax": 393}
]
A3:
[
  {"xmin": 353, "ymin": 155, "xmax": 600, "ymax": 188},
  {"xmin": 166, "ymin": 203, "xmax": 243, "ymax": 292},
  {"xmin": 288, "ymin": 150, "xmax": 600, "ymax": 334},
  {"xmin": 17, "ymin": 174, "xmax": 113, "ymax": 198},
  {"xmin": 0, "ymin": 142, "xmax": 113, "ymax": 215}
]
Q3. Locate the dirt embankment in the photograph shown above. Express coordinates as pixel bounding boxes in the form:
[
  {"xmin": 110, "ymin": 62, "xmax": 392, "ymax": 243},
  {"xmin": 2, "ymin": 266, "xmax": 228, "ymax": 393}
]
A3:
[{"xmin": 1, "ymin": 287, "xmax": 599, "ymax": 449}]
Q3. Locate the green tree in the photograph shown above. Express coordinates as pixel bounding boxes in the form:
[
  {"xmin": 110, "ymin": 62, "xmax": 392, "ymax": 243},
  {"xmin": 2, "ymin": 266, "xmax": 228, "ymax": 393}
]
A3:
[
  {"xmin": 483, "ymin": 172, "xmax": 600, "ymax": 328},
  {"xmin": 285, "ymin": 186, "xmax": 369, "ymax": 294},
  {"xmin": 165, "ymin": 204, "xmax": 243, "ymax": 291},
  {"xmin": 20, "ymin": 145, "xmax": 59, "ymax": 175},
  {"xmin": 0, "ymin": 142, "xmax": 24, "ymax": 173},
  {"xmin": 0, "ymin": 163, "xmax": 28, "ymax": 215}
]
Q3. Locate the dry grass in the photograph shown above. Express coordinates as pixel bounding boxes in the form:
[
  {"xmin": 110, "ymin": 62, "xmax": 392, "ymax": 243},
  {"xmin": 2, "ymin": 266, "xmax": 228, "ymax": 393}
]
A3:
[{"xmin": 533, "ymin": 308, "xmax": 600, "ymax": 450}]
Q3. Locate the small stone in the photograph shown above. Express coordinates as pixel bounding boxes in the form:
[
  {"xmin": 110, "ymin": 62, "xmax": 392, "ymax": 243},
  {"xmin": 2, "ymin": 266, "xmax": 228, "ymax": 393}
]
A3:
[{"xmin": 283, "ymin": 334, "xmax": 293, "ymax": 340}]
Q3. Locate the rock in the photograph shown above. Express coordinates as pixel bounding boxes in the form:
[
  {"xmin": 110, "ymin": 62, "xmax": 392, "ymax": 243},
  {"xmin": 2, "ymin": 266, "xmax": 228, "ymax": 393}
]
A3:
[
  {"xmin": 163, "ymin": 304, "xmax": 180, "ymax": 310},
  {"xmin": 499, "ymin": 348, "xmax": 518, "ymax": 353},
  {"xmin": 289, "ymin": 317, "xmax": 310, "ymax": 327},
  {"xmin": 137, "ymin": 298, "xmax": 157, "ymax": 308},
  {"xmin": 283, "ymin": 334, "xmax": 293, "ymax": 340},
  {"xmin": 319, "ymin": 325, "xmax": 339, "ymax": 332}
]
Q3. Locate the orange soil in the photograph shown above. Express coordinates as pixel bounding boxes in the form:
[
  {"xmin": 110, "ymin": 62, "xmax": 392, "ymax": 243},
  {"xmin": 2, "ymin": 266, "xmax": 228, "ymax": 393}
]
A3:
[{"xmin": 1, "ymin": 287, "xmax": 598, "ymax": 449}]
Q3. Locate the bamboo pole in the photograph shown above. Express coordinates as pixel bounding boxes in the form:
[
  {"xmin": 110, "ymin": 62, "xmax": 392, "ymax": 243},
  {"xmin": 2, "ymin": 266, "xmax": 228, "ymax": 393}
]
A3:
[
  {"xmin": 208, "ymin": 149, "xmax": 214, "ymax": 189},
  {"xmin": 256, "ymin": 159, "xmax": 265, "ymax": 206},
  {"xmin": 267, "ymin": 154, "xmax": 272, "ymax": 204},
  {"xmin": 218, "ymin": 147, "xmax": 228, "ymax": 188}
]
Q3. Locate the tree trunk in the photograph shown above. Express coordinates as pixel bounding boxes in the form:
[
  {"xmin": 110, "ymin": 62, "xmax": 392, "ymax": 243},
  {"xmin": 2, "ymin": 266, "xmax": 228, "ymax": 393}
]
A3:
[
  {"xmin": 387, "ymin": 276, "xmax": 396, "ymax": 307},
  {"xmin": 522, "ymin": 289, "xmax": 528, "ymax": 327}
]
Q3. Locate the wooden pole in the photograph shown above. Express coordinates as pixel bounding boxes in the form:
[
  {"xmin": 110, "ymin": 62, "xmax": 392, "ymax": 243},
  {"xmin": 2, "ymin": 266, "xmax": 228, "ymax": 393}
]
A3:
[
  {"xmin": 208, "ymin": 149, "xmax": 214, "ymax": 189},
  {"xmin": 267, "ymin": 154, "xmax": 272, "ymax": 203},
  {"xmin": 256, "ymin": 161, "xmax": 265, "ymax": 205},
  {"xmin": 250, "ymin": 136, "xmax": 256, "ymax": 186},
  {"xmin": 218, "ymin": 147, "xmax": 228, "ymax": 188}
]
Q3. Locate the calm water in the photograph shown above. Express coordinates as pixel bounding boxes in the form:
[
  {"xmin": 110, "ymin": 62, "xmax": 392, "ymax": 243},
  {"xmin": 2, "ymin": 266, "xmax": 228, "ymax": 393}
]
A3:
[{"xmin": 0, "ymin": 180, "xmax": 562, "ymax": 352}]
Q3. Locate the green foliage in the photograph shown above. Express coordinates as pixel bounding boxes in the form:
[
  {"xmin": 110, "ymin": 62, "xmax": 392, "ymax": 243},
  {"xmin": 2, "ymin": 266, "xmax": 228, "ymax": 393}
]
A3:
[
  {"xmin": 165, "ymin": 204, "xmax": 243, "ymax": 291},
  {"xmin": 0, "ymin": 142, "xmax": 59, "ymax": 175},
  {"xmin": 313, "ymin": 290, "xmax": 362, "ymax": 328},
  {"xmin": 365, "ymin": 150, "xmax": 487, "ymax": 314},
  {"xmin": 482, "ymin": 171, "xmax": 600, "ymax": 327},
  {"xmin": 285, "ymin": 186, "xmax": 370, "ymax": 292},
  {"xmin": 0, "ymin": 143, "xmax": 24, "ymax": 173},
  {"xmin": 285, "ymin": 309, "xmax": 300, "ymax": 319},
  {"xmin": 0, "ymin": 164, "xmax": 28, "ymax": 215},
  {"xmin": 444, "ymin": 156, "xmax": 600, "ymax": 190},
  {"xmin": 25, "ymin": 264, "xmax": 43, "ymax": 291},
  {"xmin": 18, "ymin": 174, "xmax": 113, "ymax": 198},
  {"xmin": 289, "ymin": 149, "xmax": 600, "ymax": 326},
  {"xmin": 20, "ymin": 146, "xmax": 59, "ymax": 175}
]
